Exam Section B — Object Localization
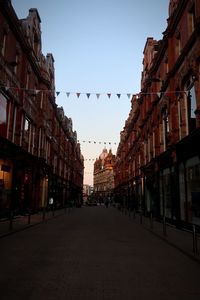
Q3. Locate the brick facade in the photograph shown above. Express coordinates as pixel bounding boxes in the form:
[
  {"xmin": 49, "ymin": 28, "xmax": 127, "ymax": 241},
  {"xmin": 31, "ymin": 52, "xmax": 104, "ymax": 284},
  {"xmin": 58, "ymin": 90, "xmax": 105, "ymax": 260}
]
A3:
[
  {"xmin": 0, "ymin": 1, "xmax": 84, "ymax": 217},
  {"xmin": 93, "ymin": 149, "xmax": 115, "ymax": 204},
  {"xmin": 114, "ymin": 0, "xmax": 200, "ymax": 227}
]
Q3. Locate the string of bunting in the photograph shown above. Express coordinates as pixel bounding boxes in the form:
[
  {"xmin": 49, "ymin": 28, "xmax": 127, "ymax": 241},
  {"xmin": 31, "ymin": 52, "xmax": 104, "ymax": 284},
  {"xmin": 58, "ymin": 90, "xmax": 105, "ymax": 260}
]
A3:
[
  {"xmin": 77, "ymin": 140, "xmax": 118, "ymax": 145},
  {"xmin": 0, "ymin": 84, "xmax": 190, "ymax": 99}
]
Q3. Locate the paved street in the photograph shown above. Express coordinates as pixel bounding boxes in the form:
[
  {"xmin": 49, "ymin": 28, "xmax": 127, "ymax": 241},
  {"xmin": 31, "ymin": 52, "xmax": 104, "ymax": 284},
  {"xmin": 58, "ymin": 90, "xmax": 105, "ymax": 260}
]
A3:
[{"xmin": 0, "ymin": 206, "xmax": 200, "ymax": 300}]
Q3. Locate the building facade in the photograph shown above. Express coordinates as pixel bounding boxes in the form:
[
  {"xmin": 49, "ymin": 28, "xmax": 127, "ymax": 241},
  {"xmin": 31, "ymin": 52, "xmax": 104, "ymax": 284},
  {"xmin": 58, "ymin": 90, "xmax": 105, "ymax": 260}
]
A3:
[
  {"xmin": 0, "ymin": 1, "xmax": 84, "ymax": 217},
  {"xmin": 114, "ymin": 0, "xmax": 200, "ymax": 226},
  {"xmin": 93, "ymin": 149, "xmax": 115, "ymax": 204}
]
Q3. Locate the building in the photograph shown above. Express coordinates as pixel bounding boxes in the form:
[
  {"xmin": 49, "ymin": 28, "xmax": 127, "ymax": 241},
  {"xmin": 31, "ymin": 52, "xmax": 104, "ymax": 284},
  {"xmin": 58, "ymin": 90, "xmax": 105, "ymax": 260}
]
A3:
[
  {"xmin": 83, "ymin": 184, "xmax": 93, "ymax": 204},
  {"xmin": 0, "ymin": 1, "xmax": 84, "ymax": 217},
  {"xmin": 93, "ymin": 148, "xmax": 115, "ymax": 203},
  {"xmin": 114, "ymin": 0, "xmax": 200, "ymax": 226}
]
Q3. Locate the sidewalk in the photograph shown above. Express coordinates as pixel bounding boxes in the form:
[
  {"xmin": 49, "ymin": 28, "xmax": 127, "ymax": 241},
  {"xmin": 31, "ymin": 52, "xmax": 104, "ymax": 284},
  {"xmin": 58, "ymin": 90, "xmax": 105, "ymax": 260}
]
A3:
[
  {"xmin": 119, "ymin": 208, "xmax": 200, "ymax": 263},
  {"xmin": 0, "ymin": 207, "xmax": 71, "ymax": 238}
]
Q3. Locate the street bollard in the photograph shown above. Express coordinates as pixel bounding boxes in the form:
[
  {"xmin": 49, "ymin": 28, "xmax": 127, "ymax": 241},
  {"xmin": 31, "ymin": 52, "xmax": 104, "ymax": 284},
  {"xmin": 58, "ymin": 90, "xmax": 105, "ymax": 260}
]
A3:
[
  {"xmin": 192, "ymin": 224, "xmax": 198, "ymax": 255},
  {"xmin": 140, "ymin": 210, "xmax": 142, "ymax": 224},
  {"xmin": 42, "ymin": 207, "xmax": 46, "ymax": 221},
  {"xmin": 52, "ymin": 205, "xmax": 55, "ymax": 216},
  {"xmin": 28, "ymin": 208, "xmax": 31, "ymax": 224},
  {"xmin": 150, "ymin": 212, "xmax": 153, "ymax": 229},
  {"xmin": 133, "ymin": 208, "xmax": 136, "ymax": 220},
  {"xmin": 9, "ymin": 210, "xmax": 13, "ymax": 231},
  {"xmin": 163, "ymin": 216, "xmax": 167, "ymax": 236}
]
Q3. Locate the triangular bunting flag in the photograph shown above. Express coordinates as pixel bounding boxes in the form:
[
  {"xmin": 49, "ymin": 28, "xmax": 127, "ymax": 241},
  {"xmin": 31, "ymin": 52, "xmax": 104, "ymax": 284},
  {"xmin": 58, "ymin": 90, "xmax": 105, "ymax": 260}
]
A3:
[
  {"xmin": 76, "ymin": 93, "xmax": 81, "ymax": 98},
  {"xmin": 56, "ymin": 91, "xmax": 60, "ymax": 96},
  {"xmin": 127, "ymin": 94, "xmax": 131, "ymax": 99},
  {"xmin": 96, "ymin": 93, "xmax": 100, "ymax": 99},
  {"xmin": 157, "ymin": 92, "xmax": 161, "ymax": 98},
  {"xmin": 117, "ymin": 94, "xmax": 121, "ymax": 99},
  {"xmin": 107, "ymin": 93, "xmax": 111, "ymax": 99},
  {"xmin": 86, "ymin": 93, "xmax": 90, "ymax": 99},
  {"xmin": 5, "ymin": 86, "xmax": 9, "ymax": 91},
  {"xmin": 66, "ymin": 92, "xmax": 70, "ymax": 97}
]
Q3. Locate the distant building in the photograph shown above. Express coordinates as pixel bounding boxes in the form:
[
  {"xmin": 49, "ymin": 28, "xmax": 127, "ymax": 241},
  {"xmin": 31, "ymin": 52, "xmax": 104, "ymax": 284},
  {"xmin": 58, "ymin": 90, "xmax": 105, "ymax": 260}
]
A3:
[
  {"xmin": 93, "ymin": 149, "xmax": 115, "ymax": 203},
  {"xmin": 114, "ymin": 0, "xmax": 200, "ymax": 226},
  {"xmin": 83, "ymin": 184, "xmax": 93, "ymax": 203}
]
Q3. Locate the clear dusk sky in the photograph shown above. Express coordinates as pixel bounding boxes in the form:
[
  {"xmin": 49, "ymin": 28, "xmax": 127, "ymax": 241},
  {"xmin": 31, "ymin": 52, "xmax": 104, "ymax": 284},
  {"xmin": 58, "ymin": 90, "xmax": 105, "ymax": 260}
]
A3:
[{"xmin": 12, "ymin": 0, "xmax": 169, "ymax": 186}]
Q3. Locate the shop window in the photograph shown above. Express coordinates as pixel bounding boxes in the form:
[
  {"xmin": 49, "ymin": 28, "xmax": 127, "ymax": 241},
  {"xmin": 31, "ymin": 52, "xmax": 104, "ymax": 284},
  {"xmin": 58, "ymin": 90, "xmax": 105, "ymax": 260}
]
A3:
[
  {"xmin": 0, "ymin": 93, "xmax": 8, "ymax": 137},
  {"xmin": 186, "ymin": 157, "xmax": 200, "ymax": 224}
]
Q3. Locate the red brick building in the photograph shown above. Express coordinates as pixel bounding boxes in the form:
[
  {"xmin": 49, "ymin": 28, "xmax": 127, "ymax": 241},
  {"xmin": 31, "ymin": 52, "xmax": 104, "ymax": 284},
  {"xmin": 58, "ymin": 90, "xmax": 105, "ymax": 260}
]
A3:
[
  {"xmin": 114, "ymin": 0, "xmax": 200, "ymax": 226},
  {"xmin": 0, "ymin": 1, "xmax": 84, "ymax": 217},
  {"xmin": 93, "ymin": 149, "xmax": 115, "ymax": 204}
]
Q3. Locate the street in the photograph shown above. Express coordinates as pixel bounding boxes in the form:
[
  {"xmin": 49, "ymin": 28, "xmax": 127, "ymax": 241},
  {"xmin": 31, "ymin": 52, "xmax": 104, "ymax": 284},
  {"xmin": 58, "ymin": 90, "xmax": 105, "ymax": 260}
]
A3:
[{"xmin": 0, "ymin": 206, "xmax": 200, "ymax": 300}]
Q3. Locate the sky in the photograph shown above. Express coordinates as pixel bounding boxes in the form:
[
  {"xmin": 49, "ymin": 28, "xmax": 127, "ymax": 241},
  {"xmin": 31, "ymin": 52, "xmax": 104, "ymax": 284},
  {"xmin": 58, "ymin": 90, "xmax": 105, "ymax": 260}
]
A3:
[{"xmin": 12, "ymin": 0, "xmax": 169, "ymax": 186}]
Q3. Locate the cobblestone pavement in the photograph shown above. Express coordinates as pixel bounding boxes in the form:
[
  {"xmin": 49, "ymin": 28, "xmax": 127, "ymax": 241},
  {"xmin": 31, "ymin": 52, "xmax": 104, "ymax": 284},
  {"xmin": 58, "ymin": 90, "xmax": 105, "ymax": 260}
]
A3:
[{"xmin": 0, "ymin": 206, "xmax": 200, "ymax": 300}]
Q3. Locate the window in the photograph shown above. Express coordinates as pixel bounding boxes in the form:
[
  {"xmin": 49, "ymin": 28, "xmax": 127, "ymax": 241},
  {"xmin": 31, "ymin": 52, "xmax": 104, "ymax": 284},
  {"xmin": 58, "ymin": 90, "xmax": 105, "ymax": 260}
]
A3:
[
  {"xmin": 14, "ymin": 53, "xmax": 19, "ymax": 74},
  {"xmin": 188, "ymin": 5, "xmax": 195, "ymax": 35},
  {"xmin": 0, "ymin": 93, "xmax": 8, "ymax": 137},
  {"xmin": 23, "ymin": 117, "xmax": 31, "ymax": 151},
  {"xmin": 25, "ymin": 72, "xmax": 30, "ymax": 90},
  {"xmin": 176, "ymin": 35, "xmax": 181, "ymax": 57},
  {"xmin": 189, "ymin": 85, "xmax": 196, "ymax": 119},
  {"xmin": 162, "ymin": 109, "xmax": 169, "ymax": 151},
  {"xmin": 188, "ymin": 85, "xmax": 197, "ymax": 132},
  {"xmin": 1, "ymin": 33, "xmax": 7, "ymax": 56},
  {"xmin": 11, "ymin": 106, "xmax": 17, "ymax": 143},
  {"xmin": 38, "ymin": 128, "xmax": 42, "ymax": 157},
  {"xmin": 31, "ymin": 125, "xmax": 36, "ymax": 155}
]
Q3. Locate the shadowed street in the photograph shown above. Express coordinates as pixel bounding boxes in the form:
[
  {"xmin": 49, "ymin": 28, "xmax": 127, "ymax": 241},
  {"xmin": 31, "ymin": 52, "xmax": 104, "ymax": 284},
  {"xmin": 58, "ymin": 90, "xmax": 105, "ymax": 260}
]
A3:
[{"xmin": 0, "ymin": 206, "xmax": 200, "ymax": 300}]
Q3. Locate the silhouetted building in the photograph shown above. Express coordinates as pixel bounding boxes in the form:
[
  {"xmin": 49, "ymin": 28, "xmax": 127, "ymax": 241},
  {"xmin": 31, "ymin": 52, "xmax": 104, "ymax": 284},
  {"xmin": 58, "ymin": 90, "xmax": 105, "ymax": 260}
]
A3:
[
  {"xmin": 114, "ymin": 0, "xmax": 200, "ymax": 226},
  {"xmin": 0, "ymin": 1, "xmax": 83, "ymax": 217}
]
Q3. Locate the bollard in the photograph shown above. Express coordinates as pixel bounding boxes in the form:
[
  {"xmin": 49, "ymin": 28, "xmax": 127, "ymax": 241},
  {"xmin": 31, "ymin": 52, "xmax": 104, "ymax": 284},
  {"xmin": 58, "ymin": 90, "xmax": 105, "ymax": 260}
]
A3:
[
  {"xmin": 150, "ymin": 212, "xmax": 153, "ymax": 229},
  {"xmin": 140, "ymin": 210, "xmax": 142, "ymax": 224},
  {"xmin": 42, "ymin": 206, "xmax": 46, "ymax": 221},
  {"xmin": 28, "ymin": 208, "xmax": 31, "ymax": 224},
  {"xmin": 163, "ymin": 215, "xmax": 167, "ymax": 236},
  {"xmin": 133, "ymin": 208, "xmax": 136, "ymax": 220},
  {"xmin": 9, "ymin": 210, "xmax": 13, "ymax": 231},
  {"xmin": 52, "ymin": 205, "xmax": 55, "ymax": 217},
  {"xmin": 192, "ymin": 224, "xmax": 198, "ymax": 255}
]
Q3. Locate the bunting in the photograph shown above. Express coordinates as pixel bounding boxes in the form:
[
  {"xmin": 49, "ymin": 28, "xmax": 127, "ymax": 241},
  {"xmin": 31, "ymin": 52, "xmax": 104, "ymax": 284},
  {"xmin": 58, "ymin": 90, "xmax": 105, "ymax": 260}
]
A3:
[
  {"xmin": 0, "ymin": 84, "xmax": 190, "ymax": 100},
  {"xmin": 77, "ymin": 139, "xmax": 118, "ymax": 145}
]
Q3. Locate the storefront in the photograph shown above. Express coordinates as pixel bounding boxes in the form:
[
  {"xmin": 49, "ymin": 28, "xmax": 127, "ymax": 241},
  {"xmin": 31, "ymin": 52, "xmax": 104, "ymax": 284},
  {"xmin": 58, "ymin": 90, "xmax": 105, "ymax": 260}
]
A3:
[
  {"xmin": 0, "ymin": 159, "xmax": 12, "ymax": 217},
  {"xmin": 179, "ymin": 156, "xmax": 200, "ymax": 225}
]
